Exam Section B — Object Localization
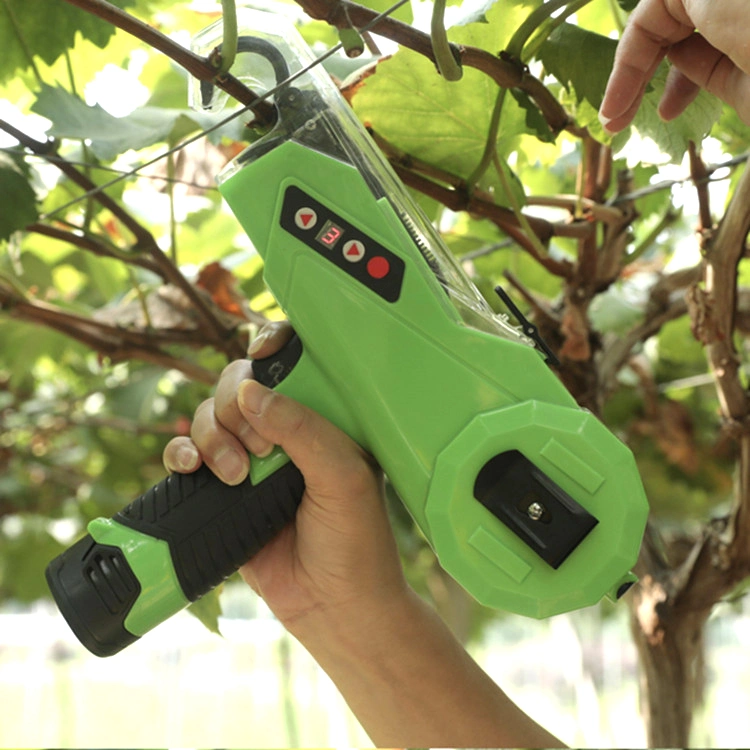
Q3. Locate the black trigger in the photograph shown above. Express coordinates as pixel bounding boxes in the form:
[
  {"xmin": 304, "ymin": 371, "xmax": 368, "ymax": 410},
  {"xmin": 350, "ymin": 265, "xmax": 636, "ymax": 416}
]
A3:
[
  {"xmin": 251, "ymin": 334, "xmax": 304, "ymax": 388},
  {"xmin": 495, "ymin": 286, "xmax": 559, "ymax": 367}
]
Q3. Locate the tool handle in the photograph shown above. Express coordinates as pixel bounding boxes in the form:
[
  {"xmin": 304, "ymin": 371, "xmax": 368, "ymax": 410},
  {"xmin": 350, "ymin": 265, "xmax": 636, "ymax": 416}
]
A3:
[
  {"xmin": 115, "ymin": 460, "xmax": 304, "ymax": 601},
  {"xmin": 45, "ymin": 460, "xmax": 303, "ymax": 656},
  {"xmin": 130, "ymin": 332, "xmax": 305, "ymax": 600},
  {"xmin": 46, "ymin": 337, "xmax": 307, "ymax": 656}
]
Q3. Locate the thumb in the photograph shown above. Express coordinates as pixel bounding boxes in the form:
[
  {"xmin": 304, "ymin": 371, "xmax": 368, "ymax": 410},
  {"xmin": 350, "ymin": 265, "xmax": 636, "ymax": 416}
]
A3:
[{"xmin": 236, "ymin": 379, "xmax": 375, "ymax": 502}]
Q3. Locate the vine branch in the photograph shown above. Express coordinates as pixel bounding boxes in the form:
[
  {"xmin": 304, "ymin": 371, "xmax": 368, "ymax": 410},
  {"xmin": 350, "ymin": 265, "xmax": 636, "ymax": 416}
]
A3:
[
  {"xmin": 0, "ymin": 282, "xmax": 220, "ymax": 384},
  {"xmin": 0, "ymin": 117, "xmax": 246, "ymax": 360},
  {"xmin": 296, "ymin": 0, "xmax": 572, "ymax": 134},
  {"xmin": 26, "ymin": 223, "xmax": 162, "ymax": 275},
  {"xmin": 60, "ymin": 0, "xmax": 275, "ymax": 123}
]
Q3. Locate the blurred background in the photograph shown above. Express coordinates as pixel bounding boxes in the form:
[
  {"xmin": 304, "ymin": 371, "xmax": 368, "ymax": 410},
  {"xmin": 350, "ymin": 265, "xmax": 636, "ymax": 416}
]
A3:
[{"xmin": 3, "ymin": 587, "xmax": 750, "ymax": 747}]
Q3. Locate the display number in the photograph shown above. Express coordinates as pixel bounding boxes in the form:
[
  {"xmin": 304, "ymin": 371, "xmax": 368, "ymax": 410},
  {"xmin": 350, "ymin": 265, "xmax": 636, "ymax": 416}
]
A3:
[{"xmin": 315, "ymin": 219, "xmax": 345, "ymax": 249}]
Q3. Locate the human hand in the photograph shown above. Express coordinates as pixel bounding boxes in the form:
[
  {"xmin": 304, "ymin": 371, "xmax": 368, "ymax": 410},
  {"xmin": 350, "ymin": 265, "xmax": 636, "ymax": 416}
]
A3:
[
  {"xmin": 164, "ymin": 325, "xmax": 562, "ymax": 749},
  {"xmin": 162, "ymin": 322, "xmax": 407, "ymax": 632},
  {"xmin": 599, "ymin": 0, "xmax": 750, "ymax": 133}
]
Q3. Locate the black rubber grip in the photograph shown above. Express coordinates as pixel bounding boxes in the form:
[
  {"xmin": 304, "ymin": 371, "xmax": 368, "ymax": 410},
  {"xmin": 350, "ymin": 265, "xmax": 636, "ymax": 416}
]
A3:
[
  {"xmin": 252, "ymin": 332, "xmax": 303, "ymax": 387},
  {"xmin": 47, "ymin": 337, "xmax": 307, "ymax": 654},
  {"xmin": 115, "ymin": 461, "xmax": 304, "ymax": 602}
]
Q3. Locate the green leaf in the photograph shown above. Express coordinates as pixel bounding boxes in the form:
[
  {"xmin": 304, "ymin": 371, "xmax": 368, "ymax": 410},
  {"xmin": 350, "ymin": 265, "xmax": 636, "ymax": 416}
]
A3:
[
  {"xmin": 538, "ymin": 23, "xmax": 617, "ymax": 110},
  {"xmin": 352, "ymin": 49, "xmax": 526, "ymax": 204},
  {"xmin": 0, "ymin": 152, "xmax": 38, "ymax": 239},
  {"xmin": 31, "ymin": 84, "xmax": 245, "ymax": 161},
  {"xmin": 31, "ymin": 85, "xmax": 178, "ymax": 160},
  {"xmin": 509, "ymin": 89, "xmax": 556, "ymax": 143},
  {"xmin": 187, "ymin": 585, "xmax": 223, "ymax": 636},
  {"xmin": 451, "ymin": 0, "xmax": 544, "ymax": 49},
  {"xmin": 358, "ymin": 0, "xmax": 413, "ymax": 25},
  {"xmin": 622, "ymin": 65, "xmax": 724, "ymax": 164},
  {"xmin": 617, "ymin": 0, "xmax": 640, "ymax": 10},
  {"xmin": 0, "ymin": 0, "xmax": 135, "ymax": 84},
  {"xmin": 444, "ymin": 0, "xmax": 501, "ymax": 27}
]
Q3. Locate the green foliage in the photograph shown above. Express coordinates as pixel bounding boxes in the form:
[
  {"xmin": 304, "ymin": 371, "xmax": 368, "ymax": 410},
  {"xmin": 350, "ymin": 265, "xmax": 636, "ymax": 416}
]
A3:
[
  {"xmin": 0, "ymin": 151, "xmax": 38, "ymax": 239},
  {"xmin": 539, "ymin": 22, "xmax": 723, "ymax": 162},
  {"xmin": 538, "ymin": 23, "xmax": 617, "ymax": 110},
  {"xmin": 188, "ymin": 585, "xmax": 224, "ymax": 634},
  {"xmin": 621, "ymin": 64, "xmax": 724, "ymax": 163},
  {"xmin": 31, "ymin": 84, "xmax": 249, "ymax": 159},
  {"xmin": 0, "ymin": 0, "xmax": 135, "ymax": 83},
  {"xmin": 352, "ymin": 46, "xmax": 526, "ymax": 205}
]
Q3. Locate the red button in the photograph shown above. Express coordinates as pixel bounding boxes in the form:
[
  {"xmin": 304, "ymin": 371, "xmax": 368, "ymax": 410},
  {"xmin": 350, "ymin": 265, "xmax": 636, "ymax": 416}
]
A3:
[
  {"xmin": 367, "ymin": 256, "xmax": 390, "ymax": 279},
  {"xmin": 294, "ymin": 208, "xmax": 317, "ymax": 229},
  {"xmin": 343, "ymin": 240, "xmax": 366, "ymax": 262}
]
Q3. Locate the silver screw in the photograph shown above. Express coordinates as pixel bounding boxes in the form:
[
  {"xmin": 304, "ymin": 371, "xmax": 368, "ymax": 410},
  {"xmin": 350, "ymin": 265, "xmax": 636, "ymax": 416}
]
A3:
[{"xmin": 527, "ymin": 502, "xmax": 545, "ymax": 521}]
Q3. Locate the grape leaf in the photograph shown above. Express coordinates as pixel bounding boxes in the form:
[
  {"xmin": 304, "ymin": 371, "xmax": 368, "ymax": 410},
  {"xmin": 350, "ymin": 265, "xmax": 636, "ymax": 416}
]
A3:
[
  {"xmin": 539, "ymin": 23, "xmax": 722, "ymax": 162},
  {"xmin": 446, "ymin": 0, "xmax": 502, "ymax": 27},
  {"xmin": 30, "ymin": 84, "xmax": 243, "ymax": 161},
  {"xmin": 352, "ymin": 49, "xmax": 526, "ymax": 205},
  {"xmin": 352, "ymin": 0, "xmax": 548, "ymax": 205},
  {"xmin": 187, "ymin": 585, "xmax": 223, "ymax": 636},
  {"xmin": 0, "ymin": 152, "xmax": 38, "ymax": 240},
  {"xmin": 538, "ymin": 23, "xmax": 617, "ymax": 110},
  {"xmin": 623, "ymin": 65, "xmax": 724, "ymax": 164},
  {"xmin": 360, "ymin": 0, "xmax": 413, "ymax": 24},
  {"xmin": 452, "ymin": 0, "xmax": 544, "ymax": 47},
  {"xmin": 509, "ymin": 89, "xmax": 556, "ymax": 144},
  {"xmin": 0, "ymin": 0, "xmax": 135, "ymax": 84}
]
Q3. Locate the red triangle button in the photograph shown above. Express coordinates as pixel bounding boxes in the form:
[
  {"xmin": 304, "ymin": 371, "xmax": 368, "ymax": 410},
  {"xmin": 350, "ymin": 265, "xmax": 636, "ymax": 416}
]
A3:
[
  {"xmin": 343, "ymin": 240, "xmax": 365, "ymax": 262},
  {"xmin": 294, "ymin": 207, "xmax": 318, "ymax": 230}
]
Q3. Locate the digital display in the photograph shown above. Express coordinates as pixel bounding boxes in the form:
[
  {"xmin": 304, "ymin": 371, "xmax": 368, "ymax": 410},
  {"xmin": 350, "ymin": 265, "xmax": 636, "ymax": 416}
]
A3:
[
  {"xmin": 315, "ymin": 219, "xmax": 345, "ymax": 249},
  {"xmin": 282, "ymin": 185, "xmax": 405, "ymax": 303}
]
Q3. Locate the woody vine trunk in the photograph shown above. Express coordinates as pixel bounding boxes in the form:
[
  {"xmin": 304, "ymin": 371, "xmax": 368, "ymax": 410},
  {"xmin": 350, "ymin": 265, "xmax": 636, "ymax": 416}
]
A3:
[{"xmin": 626, "ymin": 162, "xmax": 750, "ymax": 746}]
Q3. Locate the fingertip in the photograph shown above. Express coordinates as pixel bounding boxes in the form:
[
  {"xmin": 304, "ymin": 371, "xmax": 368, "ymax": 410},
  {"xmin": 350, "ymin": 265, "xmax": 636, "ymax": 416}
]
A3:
[
  {"xmin": 656, "ymin": 102, "xmax": 677, "ymax": 123},
  {"xmin": 213, "ymin": 446, "xmax": 249, "ymax": 486},
  {"xmin": 248, "ymin": 321, "xmax": 295, "ymax": 359},
  {"xmin": 598, "ymin": 111, "xmax": 619, "ymax": 135},
  {"xmin": 238, "ymin": 378, "xmax": 273, "ymax": 417},
  {"xmin": 164, "ymin": 437, "xmax": 202, "ymax": 474},
  {"xmin": 658, "ymin": 64, "xmax": 700, "ymax": 122}
]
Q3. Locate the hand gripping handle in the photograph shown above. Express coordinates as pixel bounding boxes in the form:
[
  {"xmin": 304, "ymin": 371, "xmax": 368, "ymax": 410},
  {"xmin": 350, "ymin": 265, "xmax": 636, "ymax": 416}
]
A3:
[
  {"xmin": 115, "ymin": 459, "xmax": 304, "ymax": 601},
  {"xmin": 126, "ymin": 333, "xmax": 306, "ymax": 600},
  {"xmin": 46, "ymin": 337, "xmax": 306, "ymax": 655}
]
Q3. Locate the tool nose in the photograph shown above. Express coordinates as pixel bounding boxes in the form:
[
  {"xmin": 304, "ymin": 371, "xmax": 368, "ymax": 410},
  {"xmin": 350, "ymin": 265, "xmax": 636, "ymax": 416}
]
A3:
[{"xmin": 606, "ymin": 572, "xmax": 638, "ymax": 603}]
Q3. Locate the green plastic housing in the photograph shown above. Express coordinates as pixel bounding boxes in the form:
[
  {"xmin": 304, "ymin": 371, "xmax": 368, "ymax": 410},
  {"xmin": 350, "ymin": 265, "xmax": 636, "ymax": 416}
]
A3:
[{"xmin": 210, "ymin": 10, "xmax": 649, "ymax": 618}]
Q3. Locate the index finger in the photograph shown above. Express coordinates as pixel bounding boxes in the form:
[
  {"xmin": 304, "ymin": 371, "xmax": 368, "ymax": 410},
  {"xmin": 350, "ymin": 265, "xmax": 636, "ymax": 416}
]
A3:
[
  {"xmin": 599, "ymin": 0, "xmax": 694, "ymax": 132},
  {"xmin": 247, "ymin": 320, "xmax": 295, "ymax": 359}
]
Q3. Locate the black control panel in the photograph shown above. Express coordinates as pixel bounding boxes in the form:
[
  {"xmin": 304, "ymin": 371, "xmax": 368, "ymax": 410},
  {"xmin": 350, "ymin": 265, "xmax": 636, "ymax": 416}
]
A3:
[{"xmin": 280, "ymin": 186, "xmax": 405, "ymax": 303}]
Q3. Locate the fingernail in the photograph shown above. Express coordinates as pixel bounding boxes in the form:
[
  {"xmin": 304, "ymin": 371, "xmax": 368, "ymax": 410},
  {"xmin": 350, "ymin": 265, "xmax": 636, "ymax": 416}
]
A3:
[
  {"xmin": 215, "ymin": 446, "xmax": 245, "ymax": 484},
  {"xmin": 248, "ymin": 328, "xmax": 271, "ymax": 357},
  {"xmin": 255, "ymin": 443, "xmax": 275, "ymax": 458},
  {"xmin": 237, "ymin": 422, "xmax": 274, "ymax": 457},
  {"xmin": 598, "ymin": 111, "xmax": 615, "ymax": 134},
  {"xmin": 175, "ymin": 444, "xmax": 199, "ymax": 471},
  {"xmin": 238, "ymin": 379, "xmax": 272, "ymax": 416}
]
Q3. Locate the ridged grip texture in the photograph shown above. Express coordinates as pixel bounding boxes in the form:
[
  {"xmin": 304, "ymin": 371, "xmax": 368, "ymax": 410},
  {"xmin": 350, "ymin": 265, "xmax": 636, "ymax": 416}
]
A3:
[{"xmin": 115, "ymin": 462, "xmax": 304, "ymax": 601}]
